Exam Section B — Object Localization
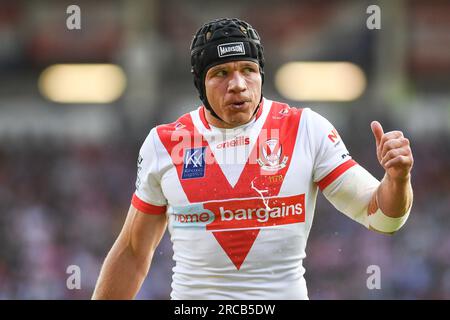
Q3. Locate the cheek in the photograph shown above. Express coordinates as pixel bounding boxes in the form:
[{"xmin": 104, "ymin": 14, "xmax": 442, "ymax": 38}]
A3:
[
  {"xmin": 205, "ymin": 81, "xmax": 217, "ymax": 101},
  {"xmin": 248, "ymin": 74, "xmax": 262, "ymax": 90},
  {"xmin": 205, "ymin": 81, "xmax": 226, "ymax": 106},
  {"xmin": 249, "ymin": 78, "xmax": 262, "ymax": 97}
]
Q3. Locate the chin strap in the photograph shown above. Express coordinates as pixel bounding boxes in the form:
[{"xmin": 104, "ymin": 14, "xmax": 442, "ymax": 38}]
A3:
[{"xmin": 204, "ymin": 101, "xmax": 224, "ymax": 122}]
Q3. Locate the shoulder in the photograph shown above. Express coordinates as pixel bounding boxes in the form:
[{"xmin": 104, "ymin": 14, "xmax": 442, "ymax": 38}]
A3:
[
  {"xmin": 290, "ymin": 106, "xmax": 334, "ymax": 131},
  {"xmin": 265, "ymin": 99, "xmax": 335, "ymax": 126},
  {"xmin": 266, "ymin": 101, "xmax": 338, "ymax": 142},
  {"xmin": 155, "ymin": 110, "xmax": 195, "ymax": 133},
  {"xmin": 267, "ymin": 99, "xmax": 306, "ymax": 123},
  {"xmin": 153, "ymin": 108, "xmax": 198, "ymax": 142}
]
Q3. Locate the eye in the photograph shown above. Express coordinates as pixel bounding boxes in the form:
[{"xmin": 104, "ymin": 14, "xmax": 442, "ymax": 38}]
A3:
[
  {"xmin": 243, "ymin": 66, "xmax": 257, "ymax": 74},
  {"xmin": 214, "ymin": 69, "xmax": 227, "ymax": 77}
]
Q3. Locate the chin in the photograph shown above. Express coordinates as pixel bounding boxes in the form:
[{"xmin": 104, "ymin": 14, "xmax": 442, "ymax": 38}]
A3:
[
  {"xmin": 229, "ymin": 114, "xmax": 252, "ymax": 125},
  {"xmin": 222, "ymin": 102, "xmax": 257, "ymax": 126}
]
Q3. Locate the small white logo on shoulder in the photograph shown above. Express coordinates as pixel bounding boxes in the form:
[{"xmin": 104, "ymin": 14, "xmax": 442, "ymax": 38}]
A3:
[{"xmin": 217, "ymin": 42, "xmax": 245, "ymax": 58}]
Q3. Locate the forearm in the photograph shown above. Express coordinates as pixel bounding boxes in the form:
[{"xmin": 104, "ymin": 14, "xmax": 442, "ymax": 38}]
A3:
[
  {"xmin": 375, "ymin": 173, "xmax": 413, "ymax": 218},
  {"xmin": 92, "ymin": 242, "xmax": 152, "ymax": 299}
]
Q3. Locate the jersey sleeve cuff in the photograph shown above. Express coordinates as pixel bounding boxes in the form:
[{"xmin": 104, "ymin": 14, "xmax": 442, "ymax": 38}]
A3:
[
  {"xmin": 317, "ymin": 159, "xmax": 358, "ymax": 191},
  {"xmin": 131, "ymin": 193, "xmax": 167, "ymax": 215}
]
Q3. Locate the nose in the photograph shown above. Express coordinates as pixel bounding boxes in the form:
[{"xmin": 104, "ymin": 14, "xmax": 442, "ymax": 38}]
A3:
[{"xmin": 227, "ymin": 71, "xmax": 247, "ymax": 93}]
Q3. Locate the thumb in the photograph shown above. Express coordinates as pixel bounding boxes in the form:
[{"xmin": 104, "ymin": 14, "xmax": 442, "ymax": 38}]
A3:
[{"xmin": 371, "ymin": 120, "xmax": 384, "ymax": 148}]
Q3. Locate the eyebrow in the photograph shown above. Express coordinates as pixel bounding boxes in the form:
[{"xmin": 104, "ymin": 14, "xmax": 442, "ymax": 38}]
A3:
[
  {"xmin": 209, "ymin": 62, "xmax": 258, "ymax": 73},
  {"xmin": 241, "ymin": 62, "xmax": 258, "ymax": 68},
  {"xmin": 209, "ymin": 65, "xmax": 225, "ymax": 73}
]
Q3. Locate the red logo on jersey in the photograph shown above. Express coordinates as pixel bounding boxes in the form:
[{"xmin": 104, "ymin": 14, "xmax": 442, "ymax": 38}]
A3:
[
  {"xmin": 205, "ymin": 194, "xmax": 305, "ymax": 231},
  {"xmin": 328, "ymin": 128, "xmax": 340, "ymax": 143},
  {"xmin": 216, "ymin": 136, "xmax": 250, "ymax": 149}
]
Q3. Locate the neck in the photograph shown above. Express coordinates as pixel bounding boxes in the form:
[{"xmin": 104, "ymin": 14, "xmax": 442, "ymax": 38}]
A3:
[
  {"xmin": 204, "ymin": 111, "xmax": 254, "ymax": 129},
  {"xmin": 204, "ymin": 102, "xmax": 261, "ymax": 129}
]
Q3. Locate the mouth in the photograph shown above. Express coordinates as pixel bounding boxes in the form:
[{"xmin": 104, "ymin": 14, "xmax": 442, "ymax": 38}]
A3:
[{"xmin": 228, "ymin": 100, "xmax": 250, "ymax": 110}]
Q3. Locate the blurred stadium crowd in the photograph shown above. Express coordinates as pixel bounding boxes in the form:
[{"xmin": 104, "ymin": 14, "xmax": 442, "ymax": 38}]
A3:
[{"xmin": 1, "ymin": 0, "xmax": 450, "ymax": 299}]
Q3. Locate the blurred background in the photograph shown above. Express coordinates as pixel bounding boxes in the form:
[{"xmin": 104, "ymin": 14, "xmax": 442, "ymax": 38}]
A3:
[{"xmin": 0, "ymin": 0, "xmax": 449, "ymax": 299}]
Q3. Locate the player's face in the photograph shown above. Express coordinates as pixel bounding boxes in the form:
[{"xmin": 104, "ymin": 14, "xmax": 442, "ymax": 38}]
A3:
[{"xmin": 204, "ymin": 61, "xmax": 262, "ymax": 128}]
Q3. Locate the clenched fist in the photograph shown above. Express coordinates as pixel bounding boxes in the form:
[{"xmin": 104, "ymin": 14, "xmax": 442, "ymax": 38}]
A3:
[{"xmin": 371, "ymin": 121, "xmax": 414, "ymax": 181}]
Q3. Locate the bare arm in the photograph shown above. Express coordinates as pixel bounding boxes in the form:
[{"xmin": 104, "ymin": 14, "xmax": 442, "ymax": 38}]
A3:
[
  {"xmin": 92, "ymin": 205, "xmax": 167, "ymax": 299},
  {"xmin": 369, "ymin": 173, "xmax": 413, "ymax": 218}
]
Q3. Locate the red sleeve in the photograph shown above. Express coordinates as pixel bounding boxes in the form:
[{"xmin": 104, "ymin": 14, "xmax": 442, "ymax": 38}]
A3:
[
  {"xmin": 131, "ymin": 193, "xmax": 167, "ymax": 215},
  {"xmin": 317, "ymin": 159, "xmax": 357, "ymax": 191}
]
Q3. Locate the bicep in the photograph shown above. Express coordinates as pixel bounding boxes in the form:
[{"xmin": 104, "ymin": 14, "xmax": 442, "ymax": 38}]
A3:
[{"xmin": 124, "ymin": 128, "xmax": 168, "ymax": 259}]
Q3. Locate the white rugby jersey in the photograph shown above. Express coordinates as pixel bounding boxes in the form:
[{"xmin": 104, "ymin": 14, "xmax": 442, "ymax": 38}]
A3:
[{"xmin": 131, "ymin": 98, "xmax": 364, "ymax": 300}]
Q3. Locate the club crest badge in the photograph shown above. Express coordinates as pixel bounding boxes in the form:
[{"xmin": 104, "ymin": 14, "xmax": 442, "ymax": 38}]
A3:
[{"xmin": 257, "ymin": 139, "xmax": 288, "ymax": 171}]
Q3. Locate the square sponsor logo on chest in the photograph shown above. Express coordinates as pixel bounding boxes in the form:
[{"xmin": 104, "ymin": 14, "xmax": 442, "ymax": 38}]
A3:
[{"xmin": 182, "ymin": 147, "xmax": 206, "ymax": 179}]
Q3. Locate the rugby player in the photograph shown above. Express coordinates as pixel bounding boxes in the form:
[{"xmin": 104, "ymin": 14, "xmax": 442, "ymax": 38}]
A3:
[{"xmin": 92, "ymin": 18, "xmax": 413, "ymax": 300}]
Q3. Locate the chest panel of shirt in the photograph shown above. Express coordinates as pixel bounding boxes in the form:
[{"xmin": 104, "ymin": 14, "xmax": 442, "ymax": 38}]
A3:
[
  {"xmin": 156, "ymin": 102, "xmax": 303, "ymax": 204},
  {"xmin": 157, "ymin": 103, "xmax": 304, "ymax": 269}
]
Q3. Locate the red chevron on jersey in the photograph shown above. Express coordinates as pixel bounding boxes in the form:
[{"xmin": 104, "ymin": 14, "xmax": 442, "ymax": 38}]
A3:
[
  {"xmin": 156, "ymin": 102, "xmax": 303, "ymax": 269},
  {"xmin": 212, "ymin": 230, "xmax": 259, "ymax": 270}
]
